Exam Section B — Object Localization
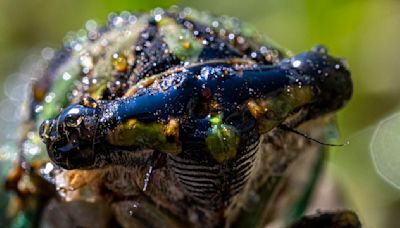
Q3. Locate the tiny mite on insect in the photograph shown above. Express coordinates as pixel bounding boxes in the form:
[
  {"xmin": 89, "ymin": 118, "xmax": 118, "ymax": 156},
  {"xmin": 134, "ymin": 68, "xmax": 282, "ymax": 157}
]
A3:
[{"xmin": 5, "ymin": 6, "xmax": 359, "ymax": 228}]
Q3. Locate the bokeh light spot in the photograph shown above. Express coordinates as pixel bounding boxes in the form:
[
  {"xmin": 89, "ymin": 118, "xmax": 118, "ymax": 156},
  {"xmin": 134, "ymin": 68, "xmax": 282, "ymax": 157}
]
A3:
[{"xmin": 370, "ymin": 112, "xmax": 400, "ymax": 189}]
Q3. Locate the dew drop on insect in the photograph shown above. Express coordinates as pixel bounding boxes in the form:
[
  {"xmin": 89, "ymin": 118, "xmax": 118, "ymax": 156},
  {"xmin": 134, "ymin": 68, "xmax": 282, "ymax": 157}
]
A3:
[
  {"xmin": 339, "ymin": 58, "xmax": 349, "ymax": 70},
  {"xmin": 34, "ymin": 105, "xmax": 43, "ymax": 113},
  {"xmin": 85, "ymin": 20, "xmax": 97, "ymax": 32},
  {"xmin": 292, "ymin": 60, "xmax": 301, "ymax": 68},
  {"xmin": 82, "ymin": 77, "xmax": 90, "ymax": 85},
  {"xmin": 128, "ymin": 202, "xmax": 139, "ymax": 216},
  {"xmin": 212, "ymin": 21, "xmax": 219, "ymax": 28},
  {"xmin": 44, "ymin": 92, "xmax": 56, "ymax": 103},
  {"xmin": 183, "ymin": 7, "xmax": 192, "ymax": 16},
  {"xmin": 154, "ymin": 14, "xmax": 162, "ymax": 22},
  {"xmin": 335, "ymin": 64, "xmax": 341, "ymax": 70},
  {"xmin": 370, "ymin": 113, "xmax": 400, "ymax": 189},
  {"xmin": 248, "ymin": 88, "xmax": 254, "ymax": 95},
  {"xmin": 112, "ymin": 53, "xmax": 128, "ymax": 72},
  {"xmin": 73, "ymin": 43, "xmax": 83, "ymax": 52},
  {"xmin": 62, "ymin": 72, "xmax": 71, "ymax": 81},
  {"xmin": 41, "ymin": 47, "xmax": 55, "ymax": 60},
  {"xmin": 112, "ymin": 16, "xmax": 124, "ymax": 28},
  {"xmin": 41, "ymin": 162, "xmax": 54, "ymax": 175},
  {"xmin": 128, "ymin": 15, "xmax": 137, "ymax": 24},
  {"xmin": 22, "ymin": 139, "xmax": 40, "ymax": 156},
  {"xmin": 260, "ymin": 46, "xmax": 268, "ymax": 54},
  {"xmin": 312, "ymin": 45, "xmax": 328, "ymax": 54},
  {"xmin": 72, "ymin": 89, "xmax": 79, "ymax": 97}
]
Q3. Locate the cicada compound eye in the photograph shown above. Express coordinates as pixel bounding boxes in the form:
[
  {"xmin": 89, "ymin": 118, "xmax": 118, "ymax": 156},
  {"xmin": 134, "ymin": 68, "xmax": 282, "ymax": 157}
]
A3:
[{"xmin": 40, "ymin": 99, "xmax": 102, "ymax": 169}]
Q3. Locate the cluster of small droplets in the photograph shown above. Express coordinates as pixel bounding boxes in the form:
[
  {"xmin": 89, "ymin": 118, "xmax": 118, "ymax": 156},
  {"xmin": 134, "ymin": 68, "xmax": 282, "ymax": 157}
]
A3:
[
  {"xmin": 63, "ymin": 29, "xmax": 89, "ymax": 52},
  {"xmin": 79, "ymin": 52, "xmax": 94, "ymax": 74},
  {"xmin": 85, "ymin": 20, "xmax": 99, "ymax": 40},
  {"xmin": 108, "ymin": 11, "xmax": 137, "ymax": 28},
  {"xmin": 294, "ymin": 78, "xmax": 303, "ymax": 89},
  {"xmin": 63, "ymin": 11, "xmax": 142, "ymax": 101},
  {"xmin": 173, "ymin": 6, "xmax": 282, "ymax": 64},
  {"xmin": 39, "ymin": 162, "xmax": 58, "ymax": 184},
  {"xmin": 62, "ymin": 10, "xmax": 140, "ymax": 52},
  {"xmin": 198, "ymin": 66, "xmax": 235, "ymax": 80}
]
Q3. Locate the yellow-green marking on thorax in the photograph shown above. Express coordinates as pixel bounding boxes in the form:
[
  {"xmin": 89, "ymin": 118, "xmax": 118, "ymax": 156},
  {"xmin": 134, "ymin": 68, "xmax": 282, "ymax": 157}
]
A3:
[
  {"xmin": 106, "ymin": 119, "xmax": 181, "ymax": 155},
  {"xmin": 159, "ymin": 18, "xmax": 203, "ymax": 62},
  {"xmin": 248, "ymin": 86, "xmax": 314, "ymax": 133},
  {"xmin": 206, "ymin": 115, "xmax": 240, "ymax": 163}
]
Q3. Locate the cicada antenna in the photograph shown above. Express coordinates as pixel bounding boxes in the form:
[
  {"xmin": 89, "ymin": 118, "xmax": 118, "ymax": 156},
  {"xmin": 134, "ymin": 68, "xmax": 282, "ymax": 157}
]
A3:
[{"xmin": 278, "ymin": 124, "xmax": 348, "ymax": 147}]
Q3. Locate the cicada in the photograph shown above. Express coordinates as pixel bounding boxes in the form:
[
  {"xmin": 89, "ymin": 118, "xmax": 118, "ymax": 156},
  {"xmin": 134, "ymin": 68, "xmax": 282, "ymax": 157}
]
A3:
[{"xmin": 1, "ymin": 7, "xmax": 359, "ymax": 228}]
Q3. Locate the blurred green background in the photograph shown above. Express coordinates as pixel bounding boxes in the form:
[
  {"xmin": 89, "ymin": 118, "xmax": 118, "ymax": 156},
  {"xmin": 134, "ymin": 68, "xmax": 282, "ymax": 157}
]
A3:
[{"xmin": 0, "ymin": 0, "xmax": 399, "ymax": 227}]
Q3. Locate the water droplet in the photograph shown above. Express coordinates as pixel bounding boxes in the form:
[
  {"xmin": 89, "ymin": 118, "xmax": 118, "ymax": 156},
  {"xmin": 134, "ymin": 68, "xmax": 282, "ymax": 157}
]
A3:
[
  {"xmin": 248, "ymin": 88, "xmax": 254, "ymax": 95},
  {"xmin": 112, "ymin": 16, "xmax": 124, "ymax": 27},
  {"xmin": 34, "ymin": 105, "xmax": 43, "ymax": 113},
  {"xmin": 72, "ymin": 90, "xmax": 79, "ymax": 97},
  {"xmin": 22, "ymin": 139, "xmax": 40, "ymax": 156},
  {"xmin": 260, "ymin": 46, "xmax": 268, "ymax": 54},
  {"xmin": 62, "ymin": 72, "xmax": 71, "ymax": 81},
  {"xmin": 73, "ymin": 43, "xmax": 83, "ymax": 51},
  {"xmin": 212, "ymin": 21, "xmax": 219, "ymax": 28},
  {"xmin": 335, "ymin": 64, "xmax": 341, "ymax": 70},
  {"xmin": 44, "ymin": 92, "xmax": 56, "ymax": 103},
  {"xmin": 339, "ymin": 58, "xmax": 349, "ymax": 69},
  {"xmin": 82, "ymin": 77, "xmax": 90, "ymax": 85},
  {"xmin": 292, "ymin": 60, "xmax": 302, "ymax": 68},
  {"xmin": 154, "ymin": 14, "xmax": 162, "ymax": 22},
  {"xmin": 41, "ymin": 162, "xmax": 54, "ymax": 175},
  {"xmin": 41, "ymin": 47, "xmax": 55, "ymax": 60},
  {"xmin": 312, "ymin": 45, "xmax": 328, "ymax": 54},
  {"xmin": 112, "ymin": 53, "xmax": 128, "ymax": 72},
  {"xmin": 183, "ymin": 7, "xmax": 192, "ymax": 16},
  {"xmin": 128, "ymin": 15, "xmax": 137, "ymax": 24},
  {"xmin": 85, "ymin": 19, "xmax": 97, "ymax": 32}
]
